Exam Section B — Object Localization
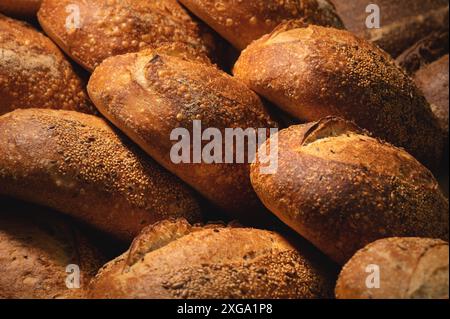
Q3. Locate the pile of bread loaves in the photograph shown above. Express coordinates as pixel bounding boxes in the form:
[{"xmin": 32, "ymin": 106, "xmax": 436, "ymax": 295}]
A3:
[{"xmin": 0, "ymin": 0, "xmax": 449, "ymax": 299}]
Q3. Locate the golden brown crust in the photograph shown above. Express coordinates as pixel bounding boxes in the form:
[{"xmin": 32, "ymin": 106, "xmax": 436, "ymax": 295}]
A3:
[
  {"xmin": 0, "ymin": 197, "xmax": 104, "ymax": 299},
  {"xmin": 0, "ymin": 109, "xmax": 202, "ymax": 241},
  {"xmin": 0, "ymin": 14, "xmax": 95, "ymax": 116},
  {"xmin": 0, "ymin": 0, "xmax": 41, "ymax": 18},
  {"xmin": 335, "ymin": 237, "xmax": 449, "ymax": 299},
  {"xmin": 234, "ymin": 25, "xmax": 444, "ymax": 170},
  {"xmin": 330, "ymin": 0, "xmax": 449, "ymax": 57},
  {"xmin": 88, "ymin": 219, "xmax": 336, "ymax": 299},
  {"xmin": 178, "ymin": 0, "xmax": 344, "ymax": 50},
  {"xmin": 250, "ymin": 118, "xmax": 449, "ymax": 264},
  {"xmin": 37, "ymin": 0, "xmax": 216, "ymax": 72},
  {"xmin": 87, "ymin": 49, "xmax": 278, "ymax": 221}
]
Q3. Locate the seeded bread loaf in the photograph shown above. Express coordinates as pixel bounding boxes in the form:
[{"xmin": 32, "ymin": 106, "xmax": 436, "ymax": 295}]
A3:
[
  {"xmin": 0, "ymin": 0, "xmax": 41, "ymax": 18},
  {"xmin": 0, "ymin": 109, "xmax": 202, "ymax": 241}
]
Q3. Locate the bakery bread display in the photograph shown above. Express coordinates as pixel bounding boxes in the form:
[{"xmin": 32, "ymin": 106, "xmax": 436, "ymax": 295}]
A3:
[
  {"xmin": 0, "ymin": 14, "xmax": 95, "ymax": 116},
  {"xmin": 250, "ymin": 117, "xmax": 449, "ymax": 264},
  {"xmin": 0, "ymin": 197, "xmax": 104, "ymax": 299},
  {"xmin": 0, "ymin": 109, "xmax": 202, "ymax": 241},
  {"xmin": 88, "ymin": 219, "xmax": 336, "ymax": 299},
  {"xmin": 335, "ymin": 237, "xmax": 449, "ymax": 299},
  {"xmin": 178, "ymin": 0, "xmax": 344, "ymax": 50},
  {"xmin": 234, "ymin": 24, "xmax": 444, "ymax": 170},
  {"xmin": 37, "ymin": 0, "xmax": 216, "ymax": 72},
  {"xmin": 0, "ymin": 0, "xmax": 41, "ymax": 18}
]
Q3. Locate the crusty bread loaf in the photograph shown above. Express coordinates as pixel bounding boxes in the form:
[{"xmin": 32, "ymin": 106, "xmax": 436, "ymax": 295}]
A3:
[
  {"xmin": 0, "ymin": 14, "xmax": 95, "ymax": 116},
  {"xmin": 0, "ymin": 0, "xmax": 41, "ymax": 18},
  {"xmin": 87, "ymin": 49, "xmax": 278, "ymax": 221},
  {"xmin": 250, "ymin": 117, "xmax": 449, "ymax": 264},
  {"xmin": 0, "ymin": 197, "xmax": 104, "ymax": 299},
  {"xmin": 0, "ymin": 109, "xmax": 202, "ymax": 241},
  {"xmin": 234, "ymin": 24, "xmax": 444, "ymax": 170},
  {"xmin": 178, "ymin": 0, "xmax": 344, "ymax": 50},
  {"xmin": 414, "ymin": 55, "xmax": 449, "ymax": 135},
  {"xmin": 335, "ymin": 237, "xmax": 449, "ymax": 299},
  {"xmin": 88, "ymin": 219, "xmax": 336, "ymax": 299},
  {"xmin": 330, "ymin": 0, "xmax": 449, "ymax": 57},
  {"xmin": 37, "ymin": 0, "xmax": 216, "ymax": 72}
]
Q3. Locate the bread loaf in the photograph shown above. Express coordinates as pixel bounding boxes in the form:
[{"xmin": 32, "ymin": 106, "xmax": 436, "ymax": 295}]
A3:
[
  {"xmin": 234, "ymin": 24, "xmax": 444, "ymax": 170},
  {"xmin": 88, "ymin": 219, "xmax": 336, "ymax": 299},
  {"xmin": 0, "ymin": 0, "xmax": 41, "ymax": 18},
  {"xmin": 0, "ymin": 14, "xmax": 95, "ymax": 116},
  {"xmin": 87, "ymin": 49, "xmax": 278, "ymax": 221},
  {"xmin": 335, "ymin": 237, "xmax": 449, "ymax": 299},
  {"xmin": 37, "ymin": 0, "xmax": 216, "ymax": 72},
  {"xmin": 0, "ymin": 109, "xmax": 202, "ymax": 241},
  {"xmin": 0, "ymin": 197, "xmax": 104, "ymax": 299},
  {"xmin": 250, "ymin": 117, "xmax": 449, "ymax": 264},
  {"xmin": 330, "ymin": 0, "xmax": 449, "ymax": 57},
  {"xmin": 178, "ymin": 0, "xmax": 344, "ymax": 50}
]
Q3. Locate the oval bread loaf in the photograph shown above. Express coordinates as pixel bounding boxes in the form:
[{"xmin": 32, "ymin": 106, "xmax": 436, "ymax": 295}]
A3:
[
  {"xmin": 178, "ymin": 0, "xmax": 344, "ymax": 50},
  {"xmin": 234, "ymin": 24, "xmax": 444, "ymax": 170},
  {"xmin": 335, "ymin": 237, "xmax": 449, "ymax": 299},
  {"xmin": 0, "ymin": 0, "xmax": 41, "ymax": 18},
  {"xmin": 88, "ymin": 219, "xmax": 336, "ymax": 299},
  {"xmin": 37, "ymin": 0, "xmax": 216, "ymax": 72},
  {"xmin": 0, "ymin": 109, "xmax": 202, "ymax": 241},
  {"xmin": 87, "ymin": 49, "xmax": 278, "ymax": 221},
  {"xmin": 250, "ymin": 117, "xmax": 449, "ymax": 264},
  {"xmin": 0, "ymin": 14, "xmax": 95, "ymax": 116},
  {"xmin": 0, "ymin": 197, "xmax": 104, "ymax": 299}
]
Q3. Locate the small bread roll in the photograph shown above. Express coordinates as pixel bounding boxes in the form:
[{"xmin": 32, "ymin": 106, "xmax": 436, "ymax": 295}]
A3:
[
  {"xmin": 0, "ymin": 14, "xmax": 95, "ymax": 116},
  {"xmin": 178, "ymin": 0, "xmax": 344, "ymax": 50},
  {"xmin": 88, "ymin": 219, "xmax": 336, "ymax": 299},
  {"xmin": 88, "ymin": 49, "xmax": 278, "ymax": 220},
  {"xmin": 37, "ymin": 0, "xmax": 216, "ymax": 72},
  {"xmin": 0, "ymin": 109, "xmax": 202, "ymax": 241},
  {"xmin": 330, "ymin": 0, "xmax": 449, "ymax": 57},
  {"xmin": 0, "ymin": 0, "xmax": 41, "ymax": 18},
  {"xmin": 250, "ymin": 117, "xmax": 449, "ymax": 264},
  {"xmin": 336, "ymin": 238, "xmax": 449, "ymax": 299},
  {"xmin": 234, "ymin": 25, "xmax": 444, "ymax": 170},
  {"xmin": 0, "ymin": 197, "xmax": 104, "ymax": 299}
]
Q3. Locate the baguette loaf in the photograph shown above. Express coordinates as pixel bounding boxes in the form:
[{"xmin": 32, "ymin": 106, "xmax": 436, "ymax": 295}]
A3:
[
  {"xmin": 0, "ymin": 0, "xmax": 41, "ymax": 18},
  {"xmin": 0, "ymin": 197, "xmax": 104, "ymax": 299},
  {"xmin": 0, "ymin": 14, "xmax": 95, "ymax": 116},
  {"xmin": 178, "ymin": 0, "xmax": 344, "ymax": 50},
  {"xmin": 89, "ymin": 219, "xmax": 336, "ymax": 299},
  {"xmin": 234, "ymin": 24, "xmax": 444, "ymax": 170},
  {"xmin": 335, "ymin": 237, "xmax": 449, "ymax": 299},
  {"xmin": 37, "ymin": 0, "xmax": 216, "ymax": 72},
  {"xmin": 250, "ymin": 117, "xmax": 449, "ymax": 264},
  {"xmin": 0, "ymin": 109, "xmax": 202, "ymax": 241},
  {"xmin": 87, "ymin": 49, "xmax": 278, "ymax": 221}
]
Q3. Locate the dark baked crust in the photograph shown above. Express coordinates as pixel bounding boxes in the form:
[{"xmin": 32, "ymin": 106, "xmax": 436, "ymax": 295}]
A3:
[{"xmin": 0, "ymin": 0, "xmax": 41, "ymax": 18}]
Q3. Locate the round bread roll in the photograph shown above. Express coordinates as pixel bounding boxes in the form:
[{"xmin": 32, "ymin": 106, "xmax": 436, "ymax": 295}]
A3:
[
  {"xmin": 0, "ymin": 0, "xmax": 41, "ymax": 18},
  {"xmin": 335, "ymin": 238, "xmax": 449, "ymax": 299},
  {"xmin": 234, "ymin": 24, "xmax": 444, "ymax": 171},
  {"xmin": 0, "ymin": 14, "xmax": 95, "ymax": 116},
  {"xmin": 37, "ymin": 0, "xmax": 216, "ymax": 72},
  {"xmin": 87, "ymin": 49, "xmax": 278, "ymax": 221},
  {"xmin": 330, "ymin": 0, "xmax": 449, "ymax": 58},
  {"xmin": 88, "ymin": 219, "xmax": 336, "ymax": 299},
  {"xmin": 178, "ymin": 0, "xmax": 344, "ymax": 50},
  {"xmin": 250, "ymin": 117, "xmax": 449, "ymax": 264},
  {"xmin": 0, "ymin": 197, "xmax": 104, "ymax": 299},
  {"xmin": 0, "ymin": 109, "xmax": 202, "ymax": 242}
]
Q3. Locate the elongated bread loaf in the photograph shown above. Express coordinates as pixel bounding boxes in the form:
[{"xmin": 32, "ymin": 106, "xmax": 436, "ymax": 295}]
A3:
[
  {"xmin": 250, "ymin": 117, "xmax": 449, "ymax": 264},
  {"xmin": 0, "ymin": 197, "xmax": 104, "ymax": 299},
  {"xmin": 0, "ymin": 0, "xmax": 41, "ymax": 18},
  {"xmin": 0, "ymin": 109, "xmax": 202, "ymax": 241},
  {"xmin": 37, "ymin": 0, "xmax": 216, "ymax": 72},
  {"xmin": 88, "ymin": 219, "xmax": 336, "ymax": 299},
  {"xmin": 87, "ymin": 49, "xmax": 278, "ymax": 221},
  {"xmin": 0, "ymin": 14, "xmax": 95, "ymax": 116},
  {"xmin": 335, "ymin": 237, "xmax": 449, "ymax": 299},
  {"xmin": 178, "ymin": 0, "xmax": 344, "ymax": 50},
  {"xmin": 234, "ymin": 24, "xmax": 444, "ymax": 170}
]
